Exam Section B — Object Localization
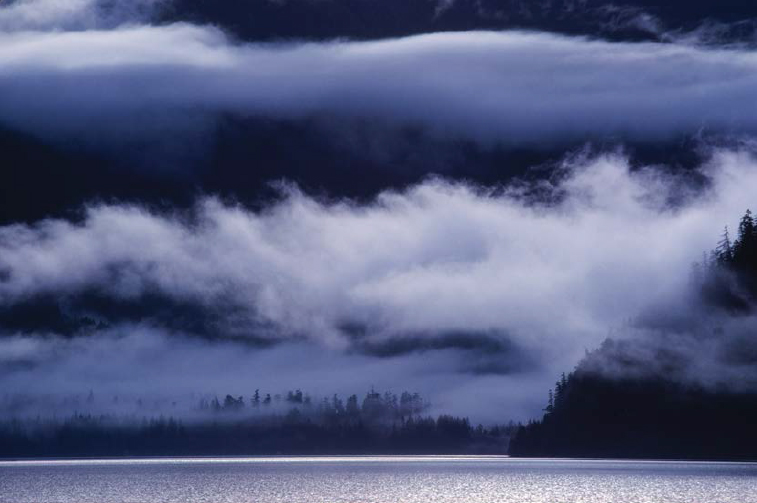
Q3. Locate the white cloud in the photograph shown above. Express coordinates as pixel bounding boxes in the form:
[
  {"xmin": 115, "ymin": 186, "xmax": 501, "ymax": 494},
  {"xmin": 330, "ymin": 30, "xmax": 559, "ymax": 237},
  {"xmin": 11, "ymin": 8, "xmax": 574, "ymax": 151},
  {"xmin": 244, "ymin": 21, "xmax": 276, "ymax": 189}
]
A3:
[
  {"xmin": 4, "ymin": 2, "xmax": 757, "ymax": 419},
  {"xmin": 2, "ymin": 149, "xmax": 756, "ymax": 364},
  {"xmin": 2, "ymin": 149, "xmax": 757, "ymax": 420},
  {"xmin": 0, "ymin": 0, "xmax": 162, "ymax": 31},
  {"xmin": 1, "ymin": 26, "xmax": 757, "ymax": 146}
]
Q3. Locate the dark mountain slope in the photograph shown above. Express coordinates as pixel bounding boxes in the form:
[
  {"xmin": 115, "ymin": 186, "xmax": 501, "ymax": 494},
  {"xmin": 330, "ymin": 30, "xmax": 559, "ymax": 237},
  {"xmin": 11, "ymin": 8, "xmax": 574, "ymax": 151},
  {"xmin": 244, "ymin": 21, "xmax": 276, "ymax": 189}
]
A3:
[
  {"xmin": 510, "ymin": 211, "xmax": 757, "ymax": 460},
  {"xmin": 159, "ymin": 0, "xmax": 757, "ymax": 43}
]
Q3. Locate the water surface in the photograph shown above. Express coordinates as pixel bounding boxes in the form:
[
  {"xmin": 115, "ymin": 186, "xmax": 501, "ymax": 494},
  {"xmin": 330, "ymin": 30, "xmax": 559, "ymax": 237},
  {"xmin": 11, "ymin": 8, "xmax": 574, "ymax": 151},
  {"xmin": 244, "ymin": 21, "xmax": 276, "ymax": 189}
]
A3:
[{"xmin": 1, "ymin": 456, "xmax": 756, "ymax": 503}]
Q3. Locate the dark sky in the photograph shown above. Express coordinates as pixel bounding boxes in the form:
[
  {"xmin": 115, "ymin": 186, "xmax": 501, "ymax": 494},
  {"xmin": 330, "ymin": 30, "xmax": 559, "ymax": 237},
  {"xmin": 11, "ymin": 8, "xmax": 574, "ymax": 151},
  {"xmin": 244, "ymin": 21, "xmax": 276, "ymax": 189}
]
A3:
[{"xmin": 2, "ymin": 0, "xmax": 757, "ymax": 422}]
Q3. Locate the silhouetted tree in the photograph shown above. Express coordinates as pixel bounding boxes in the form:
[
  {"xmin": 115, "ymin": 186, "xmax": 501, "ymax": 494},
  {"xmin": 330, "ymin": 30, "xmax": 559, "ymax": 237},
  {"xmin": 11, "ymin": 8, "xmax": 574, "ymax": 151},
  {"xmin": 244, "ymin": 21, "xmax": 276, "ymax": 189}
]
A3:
[
  {"xmin": 695, "ymin": 210, "xmax": 757, "ymax": 308},
  {"xmin": 544, "ymin": 389, "xmax": 554, "ymax": 414},
  {"xmin": 332, "ymin": 394, "xmax": 345, "ymax": 416},
  {"xmin": 733, "ymin": 209, "xmax": 757, "ymax": 279},
  {"xmin": 716, "ymin": 226, "xmax": 734, "ymax": 264},
  {"xmin": 346, "ymin": 394, "xmax": 360, "ymax": 418},
  {"xmin": 223, "ymin": 395, "xmax": 244, "ymax": 411},
  {"xmin": 362, "ymin": 389, "xmax": 383, "ymax": 420}
]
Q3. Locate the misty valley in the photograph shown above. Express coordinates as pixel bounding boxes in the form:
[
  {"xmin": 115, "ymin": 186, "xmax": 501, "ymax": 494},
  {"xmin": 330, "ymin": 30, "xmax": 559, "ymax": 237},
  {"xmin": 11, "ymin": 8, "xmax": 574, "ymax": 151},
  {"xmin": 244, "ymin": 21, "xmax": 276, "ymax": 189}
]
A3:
[
  {"xmin": 3, "ymin": 0, "xmax": 757, "ymax": 501},
  {"xmin": 3, "ymin": 210, "xmax": 757, "ymax": 461}
]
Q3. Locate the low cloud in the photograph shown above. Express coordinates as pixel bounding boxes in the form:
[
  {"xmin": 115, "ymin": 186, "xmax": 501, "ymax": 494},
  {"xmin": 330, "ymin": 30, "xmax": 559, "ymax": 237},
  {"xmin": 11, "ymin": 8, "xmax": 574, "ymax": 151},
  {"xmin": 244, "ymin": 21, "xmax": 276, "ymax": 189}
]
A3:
[
  {"xmin": 0, "ymin": 0, "xmax": 164, "ymax": 31},
  {"xmin": 2, "ymin": 26, "xmax": 757, "ymax": 151},
  {"xmin": 2, "ymin": 149, "xmax": 757, "ymax": 418},
  {"xmin": 0, "ymin": 326, "xmax": 543, "ymax": 423},
  {"xmin": 4, "ymin": 3, "xmax": 757, "ymax": 419},
  {"xmin": 580, "ymin": 311, "xmax": 757, "ymax": 393}
]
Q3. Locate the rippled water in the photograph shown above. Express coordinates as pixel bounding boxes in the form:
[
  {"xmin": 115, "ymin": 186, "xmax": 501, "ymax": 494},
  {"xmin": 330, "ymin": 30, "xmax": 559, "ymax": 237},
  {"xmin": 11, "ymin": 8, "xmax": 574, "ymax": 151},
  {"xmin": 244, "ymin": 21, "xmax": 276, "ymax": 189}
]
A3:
[{"xmin": 1, "ymin": 456, "xmax": 756, "ymax": 503}]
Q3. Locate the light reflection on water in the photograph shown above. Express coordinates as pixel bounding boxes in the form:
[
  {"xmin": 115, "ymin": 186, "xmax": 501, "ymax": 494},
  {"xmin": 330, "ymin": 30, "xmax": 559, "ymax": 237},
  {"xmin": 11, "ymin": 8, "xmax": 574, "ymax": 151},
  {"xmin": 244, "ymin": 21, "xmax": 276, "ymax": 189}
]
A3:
[{"xmin": 1, "ymin": 456, "xmax": 756, "ymax": 503}]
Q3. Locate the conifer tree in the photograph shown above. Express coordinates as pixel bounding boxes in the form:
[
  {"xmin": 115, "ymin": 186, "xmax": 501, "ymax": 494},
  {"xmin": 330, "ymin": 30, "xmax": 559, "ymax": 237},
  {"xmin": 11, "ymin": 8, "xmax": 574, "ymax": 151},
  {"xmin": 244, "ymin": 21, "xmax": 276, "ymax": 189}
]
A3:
[
  {"xmin": 544, "ymin": 389, "xmax": 554, "ymax": 414},
  {"xmin": 734, "ymin": 209, "xmax": 756, "ymax": 267},
  {"xmin": 716, "ymin": 226, "xmax": 733, "ymax": 264}
]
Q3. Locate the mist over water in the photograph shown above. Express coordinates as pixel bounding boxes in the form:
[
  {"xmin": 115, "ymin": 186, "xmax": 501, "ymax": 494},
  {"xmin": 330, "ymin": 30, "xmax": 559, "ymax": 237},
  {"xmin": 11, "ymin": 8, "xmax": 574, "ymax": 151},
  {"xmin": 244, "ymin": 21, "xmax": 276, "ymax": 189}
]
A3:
[{"xmin": 3, "ymin": 0, "xmax": 757, "ymax": 443}]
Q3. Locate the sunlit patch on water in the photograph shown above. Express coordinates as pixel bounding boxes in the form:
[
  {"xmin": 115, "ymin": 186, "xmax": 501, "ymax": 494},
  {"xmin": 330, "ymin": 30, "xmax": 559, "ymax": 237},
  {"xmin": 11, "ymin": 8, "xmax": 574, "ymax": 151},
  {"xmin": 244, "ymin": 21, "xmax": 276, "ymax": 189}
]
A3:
[{"xmin": 1, "ymin": 456, "xmax": 756, "ymax": 503}]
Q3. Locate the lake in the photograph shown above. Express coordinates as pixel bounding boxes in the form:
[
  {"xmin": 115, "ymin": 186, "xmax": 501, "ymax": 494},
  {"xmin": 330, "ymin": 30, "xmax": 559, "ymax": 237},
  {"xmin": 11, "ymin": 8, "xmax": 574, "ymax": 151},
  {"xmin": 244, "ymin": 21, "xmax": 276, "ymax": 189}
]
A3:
[{"xmin": 1, "ymin": 456, "xmax": 756, "ymax": 503}]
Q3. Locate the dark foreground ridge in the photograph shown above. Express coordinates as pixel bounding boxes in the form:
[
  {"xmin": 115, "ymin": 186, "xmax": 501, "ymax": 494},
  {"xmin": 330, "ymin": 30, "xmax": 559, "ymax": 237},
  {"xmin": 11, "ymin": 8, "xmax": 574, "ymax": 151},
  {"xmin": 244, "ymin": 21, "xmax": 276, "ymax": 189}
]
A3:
[
  {"xmin": 511, "ymin": 209, "xmax": 757, "ymax": 460},
  {"xmin": 509, "ymin": 364, "xmax": 757, "ymax": 460}
]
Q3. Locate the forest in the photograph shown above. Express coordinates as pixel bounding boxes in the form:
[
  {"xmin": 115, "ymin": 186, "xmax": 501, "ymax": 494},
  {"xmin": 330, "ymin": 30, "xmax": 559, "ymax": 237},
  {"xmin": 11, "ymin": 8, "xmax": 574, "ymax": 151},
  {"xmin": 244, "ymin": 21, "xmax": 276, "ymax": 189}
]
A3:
[
  {"xmin": 509, "ymin": 363, "xmax": 757, "ymax": 459},
  {"xmin": 510, "ymin": 209, "xmax": 757, "ymax": 460},
  {"xmin": 0, "ymin": 389, "xmax": 514, "ymax": 458}
]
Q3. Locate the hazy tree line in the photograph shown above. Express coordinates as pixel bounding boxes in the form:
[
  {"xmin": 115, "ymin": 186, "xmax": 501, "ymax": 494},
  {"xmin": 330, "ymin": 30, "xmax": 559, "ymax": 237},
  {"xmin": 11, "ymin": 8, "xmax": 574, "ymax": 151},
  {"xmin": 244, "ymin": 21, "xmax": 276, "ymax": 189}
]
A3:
[
  {"xmin": 511, "ymin": 210, "xmax": 757, "ymax": 460},
  {"xmin": 199, "ymin": 389, "xmax": 427, "ymax": 423},
  {"xmin": 694, "ymin": 209, "xmax": 757, "ymax": 309},
  {"xmin": 0, "ymin": 389, "xmax": 515, "ymax": 457}
]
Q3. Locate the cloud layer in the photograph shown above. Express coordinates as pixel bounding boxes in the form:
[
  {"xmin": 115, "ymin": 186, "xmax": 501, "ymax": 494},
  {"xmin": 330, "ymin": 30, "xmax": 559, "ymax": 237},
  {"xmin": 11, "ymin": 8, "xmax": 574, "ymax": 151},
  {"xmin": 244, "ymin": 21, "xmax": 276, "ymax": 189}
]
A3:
[
  {"xmin": 2, "ymin": 149, "xmax": 757, "ymax": 418},
  {"xmin": 4, "ymin": 0, "xmax": 757, "ymax": 422},
  {"xmin": 0, "ymin": 0, "xmax": 162, "ymax": 31},
  {"xmin": 2, "ymin": 25, "xmax": 757, "ymax": 149}
]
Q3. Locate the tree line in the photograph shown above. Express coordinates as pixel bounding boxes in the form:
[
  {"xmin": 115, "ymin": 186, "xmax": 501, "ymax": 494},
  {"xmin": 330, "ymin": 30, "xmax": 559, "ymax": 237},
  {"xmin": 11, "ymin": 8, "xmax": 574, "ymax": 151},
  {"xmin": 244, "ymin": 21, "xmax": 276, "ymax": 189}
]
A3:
[
  {"xmin": 509, "ymin": 359, "xmax": 757, "ymax": 460},
  {"xmin": 694, "ymin": 209, "xmax": 757, "ymax": 309},
  {"xmin": 511, "ymin": 209, "xmax": 757, "ymax": 460},
  {"xmin": 0, "ymin": 389, "xmax": 515, "ymax": 458},
  {"xmin": 198, "ymin": 389, "xmax": 427, "ymax": 425}
]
